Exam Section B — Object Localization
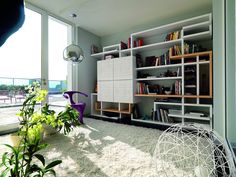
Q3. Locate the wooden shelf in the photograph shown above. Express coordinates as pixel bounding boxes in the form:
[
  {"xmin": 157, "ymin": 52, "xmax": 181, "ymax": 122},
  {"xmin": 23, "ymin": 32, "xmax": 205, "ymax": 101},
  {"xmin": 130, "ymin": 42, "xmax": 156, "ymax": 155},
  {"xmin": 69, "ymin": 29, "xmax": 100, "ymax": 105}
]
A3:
[
  {"xmin": 95, "ymin": 108, "xmax": 131, "ymax": 114},
  {"xmin": 135, "ymin": 94, "xmax": 212, "ymax": 98},
  {"xmin": 170, "ymin": 51, "xmax": 212, "ymax": 60}
]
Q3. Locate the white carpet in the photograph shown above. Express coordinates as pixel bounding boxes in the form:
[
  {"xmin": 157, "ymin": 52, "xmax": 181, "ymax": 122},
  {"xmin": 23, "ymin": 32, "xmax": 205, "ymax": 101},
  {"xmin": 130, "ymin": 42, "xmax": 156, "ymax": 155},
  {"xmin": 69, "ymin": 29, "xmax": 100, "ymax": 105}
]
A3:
[
  {"xmin": 0, "ymin": 118, "xmax": 162, "ymax": 177},
  {"xmin": 43, "ymin": 118, "xmax": 162, "ymax": 177}
]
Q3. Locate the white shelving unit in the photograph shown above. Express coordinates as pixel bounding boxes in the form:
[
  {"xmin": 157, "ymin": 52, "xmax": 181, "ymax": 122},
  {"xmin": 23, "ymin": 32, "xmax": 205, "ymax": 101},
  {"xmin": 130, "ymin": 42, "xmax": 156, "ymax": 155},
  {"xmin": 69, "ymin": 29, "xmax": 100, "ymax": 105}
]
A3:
[
  {"xmin": 90, "ymin": 13, "xmax": 213, "ymax": 128},
  {"xmin": 91, "ymin": 93, "xmax": 132, "ymax": 120},
  {"xmin": 153, "ymin": 101, "xmax": 212, "ymax": 130}
]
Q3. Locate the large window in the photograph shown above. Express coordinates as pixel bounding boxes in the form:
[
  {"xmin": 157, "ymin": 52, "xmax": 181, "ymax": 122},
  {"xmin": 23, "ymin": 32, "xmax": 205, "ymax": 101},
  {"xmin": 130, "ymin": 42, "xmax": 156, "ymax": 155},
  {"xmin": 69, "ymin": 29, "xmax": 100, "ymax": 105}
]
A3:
[
  {"xmin": 0, "ymin": 8, "xmax": 41, "ymax": 107},
  {"xmin": 0, "ymin": 5, "xmax": 74, "ymax": 133},
  {"xmin": 0, "ymin": 8, "xmax": 41, "ymax": 133},
  {"xmin": 48, "ymin": 17, "xmax": 72, "ymax": 106}
]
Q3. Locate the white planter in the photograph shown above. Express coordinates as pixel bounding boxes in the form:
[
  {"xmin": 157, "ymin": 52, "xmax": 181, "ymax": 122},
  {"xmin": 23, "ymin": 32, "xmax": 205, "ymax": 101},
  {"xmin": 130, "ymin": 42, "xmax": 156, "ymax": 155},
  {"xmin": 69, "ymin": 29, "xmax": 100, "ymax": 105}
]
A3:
[{"xmin": 43, "ymin": 124, "xmax": 58, "ymax": 137}]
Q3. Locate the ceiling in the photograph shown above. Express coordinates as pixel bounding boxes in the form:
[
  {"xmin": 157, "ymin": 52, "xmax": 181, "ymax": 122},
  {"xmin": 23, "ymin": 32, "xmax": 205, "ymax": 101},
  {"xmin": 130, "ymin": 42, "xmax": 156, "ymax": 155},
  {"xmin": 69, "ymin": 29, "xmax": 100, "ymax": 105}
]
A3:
[{"xmin": 25, "ymin": 0, "xmax": 212, "ymax": 37}]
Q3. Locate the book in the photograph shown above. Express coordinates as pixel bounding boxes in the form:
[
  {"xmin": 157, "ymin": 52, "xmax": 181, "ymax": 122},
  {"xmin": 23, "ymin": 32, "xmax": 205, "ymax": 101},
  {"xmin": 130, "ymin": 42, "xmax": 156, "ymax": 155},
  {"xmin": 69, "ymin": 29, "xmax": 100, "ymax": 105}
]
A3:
[
  {"xmin": 163, "ymin": 109, "xmax": 169, "ymax": 122},
  {"xmin": 120, "ymin": 41, "xmax": 127, "ymax": 50},
  {"xmin": 160, "ymin": 109, "xmax": 164, "ymax": 122}
]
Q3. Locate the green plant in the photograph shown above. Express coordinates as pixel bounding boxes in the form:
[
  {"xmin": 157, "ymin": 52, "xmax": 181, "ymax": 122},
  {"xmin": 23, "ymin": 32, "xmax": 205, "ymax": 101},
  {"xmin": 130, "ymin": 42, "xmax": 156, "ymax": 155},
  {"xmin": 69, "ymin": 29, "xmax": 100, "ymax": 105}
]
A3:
[{"xmin": 0, "ymin": 82, "xmax": 80, "ymax": 176}]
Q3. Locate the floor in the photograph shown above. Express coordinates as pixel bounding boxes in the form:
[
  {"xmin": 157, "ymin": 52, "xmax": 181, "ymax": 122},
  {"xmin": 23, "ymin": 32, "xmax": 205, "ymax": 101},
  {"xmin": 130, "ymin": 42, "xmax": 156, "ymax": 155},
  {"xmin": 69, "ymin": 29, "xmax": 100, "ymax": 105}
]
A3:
[{"xmin": 0, "ymin": 118, "xmax": 162, "ymax": 177}]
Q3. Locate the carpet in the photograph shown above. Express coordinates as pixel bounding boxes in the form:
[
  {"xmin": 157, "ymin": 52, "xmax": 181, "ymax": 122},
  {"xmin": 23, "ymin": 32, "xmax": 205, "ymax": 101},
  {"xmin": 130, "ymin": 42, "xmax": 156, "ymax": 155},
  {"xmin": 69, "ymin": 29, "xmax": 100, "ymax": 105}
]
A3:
[{"xmin": 0, "ymin": 117, "xmax": 162, "ymax": 177}]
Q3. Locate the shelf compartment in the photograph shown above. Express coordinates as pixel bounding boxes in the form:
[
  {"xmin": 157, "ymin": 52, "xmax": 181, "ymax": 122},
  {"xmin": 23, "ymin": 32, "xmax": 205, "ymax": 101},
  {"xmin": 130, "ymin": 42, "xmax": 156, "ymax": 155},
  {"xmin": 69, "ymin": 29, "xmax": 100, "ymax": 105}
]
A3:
[
  {"xmin": 131, "ymin": 118, "xmax": 175, "ymax": 126},
  {"xmin": 136, "ymin": 63, "xmax": 182, "ymax": 71},
  {"xmin": 120, "ymin": 48, "xmax": 131, "ymax": 55},
  {"xmin": 99, "ymin": 108, "xmax": 131, "ymax": 114},
  {"xmin": 91, "ymin": 49, "xmax": 119, "ymax": 59},
  {"xmin": 154, "ymin": 102, "xmax": 182, "ymax": 106},
  {"xmin": 132, "ymin": 39, "xmax": 181, "ymax": 53},
  {"xmin": 136, "ymin": 76, "xmax": 182, "ymax": 81},
  {"xmin": 184, "ymin": 61, "xmax": 210, "ymax": 66},
  {"xmin": 135, "ymin": 94, "xmax": 212, "ymax": 98},
  {"xmin": 183, "ymin": 21, "xmax": 211, "ymax": 32},
  {"xmin": 168, "ymin": 113, "xmax": 210, "ymax": 121},
  {"xmin": 135, "ymin": 94, "xmax": 182, "ymax": 98},
  {"xmin": 169, "ymin": 51, "xmax": 212, "ymax": 60},
  {"xmin": 183, "ymin": 31, "xmax": 211, "ymax": 41}
]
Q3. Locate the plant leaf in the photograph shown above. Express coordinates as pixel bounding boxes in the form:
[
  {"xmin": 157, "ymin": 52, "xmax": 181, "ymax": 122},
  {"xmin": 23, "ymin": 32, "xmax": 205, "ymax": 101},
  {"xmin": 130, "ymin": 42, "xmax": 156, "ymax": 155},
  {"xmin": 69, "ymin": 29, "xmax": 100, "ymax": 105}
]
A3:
[
  {"xmin": 34, "ymin": 154, "xmax": 45, "ymax": 166},
  {"xmin": 1, "ymin": 152, "xmax": 9, "ymax": 167},
  {"xmin": 45, "ymin": 160, "xmax": 62, "ymax": 170},
  {"xmin": 0, "ymin": 168, "xmax": 10, "ymax": 177},
  {"xmin": 45, "ymin": 169, "xmax": 56, "ymax": 176}
]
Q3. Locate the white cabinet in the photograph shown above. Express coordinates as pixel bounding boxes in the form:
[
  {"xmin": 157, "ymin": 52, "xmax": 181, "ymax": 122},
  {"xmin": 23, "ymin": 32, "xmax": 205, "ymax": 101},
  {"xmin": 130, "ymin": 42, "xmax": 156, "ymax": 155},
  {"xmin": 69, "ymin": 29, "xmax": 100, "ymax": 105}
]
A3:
[
  {"xmin": 114, "ymin": 80, "xmax": 133, "ymax": 103},
  {"xmin": 114, "ymin": 56, "xmax": 133, "ymax": 80},
  {"xmin": 97, "ymin": 81, "xmax": 113, "ymax": 102},
  {"xmin": 97, "ymin": 59, "xmax": 114, "ymax": 81},
  {"xmin": 97, "ymin": 56, "xmax": 134, "ymax": 103}
]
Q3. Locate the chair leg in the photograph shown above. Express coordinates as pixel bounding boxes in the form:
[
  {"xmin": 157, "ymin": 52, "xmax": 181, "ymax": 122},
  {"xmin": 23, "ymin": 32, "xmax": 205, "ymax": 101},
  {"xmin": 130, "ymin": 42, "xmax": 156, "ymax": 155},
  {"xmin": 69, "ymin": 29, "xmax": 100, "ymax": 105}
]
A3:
[{"xmin": 79, "ymin": 110, "xmax": 85, "ymax": 124}]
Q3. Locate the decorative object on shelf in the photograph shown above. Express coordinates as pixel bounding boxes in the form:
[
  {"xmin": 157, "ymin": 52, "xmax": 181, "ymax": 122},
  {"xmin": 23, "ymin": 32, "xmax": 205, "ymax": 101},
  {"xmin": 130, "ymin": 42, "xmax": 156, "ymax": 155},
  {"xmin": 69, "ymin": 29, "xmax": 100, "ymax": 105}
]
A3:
[
  {"xmin": 164, "ymin": 90, "xmax": 171, "ymax": 95},
  {"xmin": 154, "ymin": 124, "xmax": 235, "ymax": 177},
  {"xmin": 91, "ymin": 44, "xmax": 99, "ymax": 54},
  {"xmin": 63, "ymin": 44, "xmax": 84, "ymax": 63}
]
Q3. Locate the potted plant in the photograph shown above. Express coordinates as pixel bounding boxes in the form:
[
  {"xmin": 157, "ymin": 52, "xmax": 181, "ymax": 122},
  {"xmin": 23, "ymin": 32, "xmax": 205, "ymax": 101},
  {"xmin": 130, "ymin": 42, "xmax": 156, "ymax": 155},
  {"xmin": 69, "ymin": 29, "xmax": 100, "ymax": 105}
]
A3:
[{"xmin": 0, "ymin": 82, "xmax": 80, "ymax": 176}]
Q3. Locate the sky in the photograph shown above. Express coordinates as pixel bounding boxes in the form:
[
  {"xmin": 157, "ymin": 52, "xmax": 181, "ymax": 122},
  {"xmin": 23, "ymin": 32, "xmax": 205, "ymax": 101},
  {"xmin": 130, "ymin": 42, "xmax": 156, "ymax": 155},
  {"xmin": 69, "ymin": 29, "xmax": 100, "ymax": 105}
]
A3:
[{"xmin": 0, "ymin": 8, "xmax": 69, "ymax": 83}]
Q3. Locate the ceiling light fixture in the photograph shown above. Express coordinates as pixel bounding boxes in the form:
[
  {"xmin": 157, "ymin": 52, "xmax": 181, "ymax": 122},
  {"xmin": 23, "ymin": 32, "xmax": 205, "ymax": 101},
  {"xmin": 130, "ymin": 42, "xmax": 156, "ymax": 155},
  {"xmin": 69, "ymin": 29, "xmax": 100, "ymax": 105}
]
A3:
[{"xmin": 70, "ymin": 13, "xmax": 77, "ymax": 18}]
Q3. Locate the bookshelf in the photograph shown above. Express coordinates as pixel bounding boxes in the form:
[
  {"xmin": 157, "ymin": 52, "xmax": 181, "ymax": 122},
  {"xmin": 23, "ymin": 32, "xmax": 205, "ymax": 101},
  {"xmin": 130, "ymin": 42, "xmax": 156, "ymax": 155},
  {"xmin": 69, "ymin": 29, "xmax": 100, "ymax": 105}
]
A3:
[{"xmin": 91, "ymin": 13, "xmax": 213, "ymax": 128}]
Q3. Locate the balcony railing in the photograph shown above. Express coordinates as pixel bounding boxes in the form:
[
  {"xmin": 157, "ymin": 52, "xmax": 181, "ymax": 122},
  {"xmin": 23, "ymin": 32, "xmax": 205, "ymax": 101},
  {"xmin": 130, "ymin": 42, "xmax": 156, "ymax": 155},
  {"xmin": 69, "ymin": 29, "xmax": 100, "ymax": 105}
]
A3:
[{"xmin": 0, "ymin": 77, "xmax": 67, "ymax": 106}]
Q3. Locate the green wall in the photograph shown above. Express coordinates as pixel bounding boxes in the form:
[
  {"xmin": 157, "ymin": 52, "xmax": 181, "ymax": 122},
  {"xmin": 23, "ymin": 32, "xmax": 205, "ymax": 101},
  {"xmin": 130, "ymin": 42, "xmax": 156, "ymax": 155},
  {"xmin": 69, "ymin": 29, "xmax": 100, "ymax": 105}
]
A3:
[
  {"xmin": 77, "ymin": 27, "xmax": 101, "ymax": 114},
  {"xmin": 226, "ymin": 0, "xmax": 236, "ymax": 144}
]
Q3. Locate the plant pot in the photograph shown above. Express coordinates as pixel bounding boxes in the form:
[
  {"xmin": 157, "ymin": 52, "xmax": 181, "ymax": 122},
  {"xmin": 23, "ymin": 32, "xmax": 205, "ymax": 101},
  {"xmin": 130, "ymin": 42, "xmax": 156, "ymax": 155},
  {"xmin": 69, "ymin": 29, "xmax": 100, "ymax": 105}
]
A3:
[{"xmin": 43, "ymin": 124, "xmax": 58, "ymax": 137}]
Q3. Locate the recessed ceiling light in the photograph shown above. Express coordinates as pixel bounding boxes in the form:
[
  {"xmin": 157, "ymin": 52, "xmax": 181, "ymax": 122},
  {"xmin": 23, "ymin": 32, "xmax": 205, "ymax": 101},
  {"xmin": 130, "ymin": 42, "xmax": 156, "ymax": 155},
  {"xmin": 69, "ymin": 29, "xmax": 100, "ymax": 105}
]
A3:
[{"xmin": 70, "ymin": 13, "xmax": 77, "ymax": 18}]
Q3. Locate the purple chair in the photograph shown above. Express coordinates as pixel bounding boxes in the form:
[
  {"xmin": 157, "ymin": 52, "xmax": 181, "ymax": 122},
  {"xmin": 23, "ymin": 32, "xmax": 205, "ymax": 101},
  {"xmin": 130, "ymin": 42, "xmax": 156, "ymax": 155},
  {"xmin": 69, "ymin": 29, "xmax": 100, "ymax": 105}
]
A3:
[{"xmin": 63, "ymin": 91, "xmax": 88, "ymax": 124}]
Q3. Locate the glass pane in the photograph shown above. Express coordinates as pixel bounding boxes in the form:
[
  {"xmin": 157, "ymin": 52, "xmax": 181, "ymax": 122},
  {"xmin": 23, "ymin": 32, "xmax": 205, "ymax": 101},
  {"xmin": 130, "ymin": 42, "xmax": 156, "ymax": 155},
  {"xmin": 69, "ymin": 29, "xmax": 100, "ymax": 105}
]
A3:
[
  {"xmin": 48, "ymin": 17, "xmax": 72, "ymax": 106},
  {"xmin": 0, "ymin": 8, "xmax": 41, "ymax": 133}
]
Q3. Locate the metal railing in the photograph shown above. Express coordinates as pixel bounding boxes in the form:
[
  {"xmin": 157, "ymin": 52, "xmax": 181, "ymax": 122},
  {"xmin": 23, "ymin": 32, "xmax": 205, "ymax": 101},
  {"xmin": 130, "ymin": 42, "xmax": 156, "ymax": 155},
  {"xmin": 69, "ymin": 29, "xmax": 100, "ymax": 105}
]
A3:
[{"xmin": 0, "ymin": 77, "xmax": 67, "ymax": 106}]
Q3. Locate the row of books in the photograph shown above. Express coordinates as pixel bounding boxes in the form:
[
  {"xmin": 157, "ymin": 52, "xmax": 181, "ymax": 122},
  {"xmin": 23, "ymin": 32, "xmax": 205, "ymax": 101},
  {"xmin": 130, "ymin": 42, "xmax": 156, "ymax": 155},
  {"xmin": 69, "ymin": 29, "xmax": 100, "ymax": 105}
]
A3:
[
  {"xmin": 169, "ymin": 45, "xmax": 182, "ymax": 56},
  {"xmin": 156, "ymin": 51, "xmax": 171, "ymax": 65},
  {"xmin": 165, "ymin": 31, "xmax": 181, "ymax": 41},
  {"xmin": 152, "ymin": 108, "xmax": 174, "ymax": 123},
  {"xmin": 137, "ymin": 83, "xmax": 159, "ymax": 94},
  {"xmin": 175, "ymin": 80, "xmax": 182, "ymax": 95}
]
